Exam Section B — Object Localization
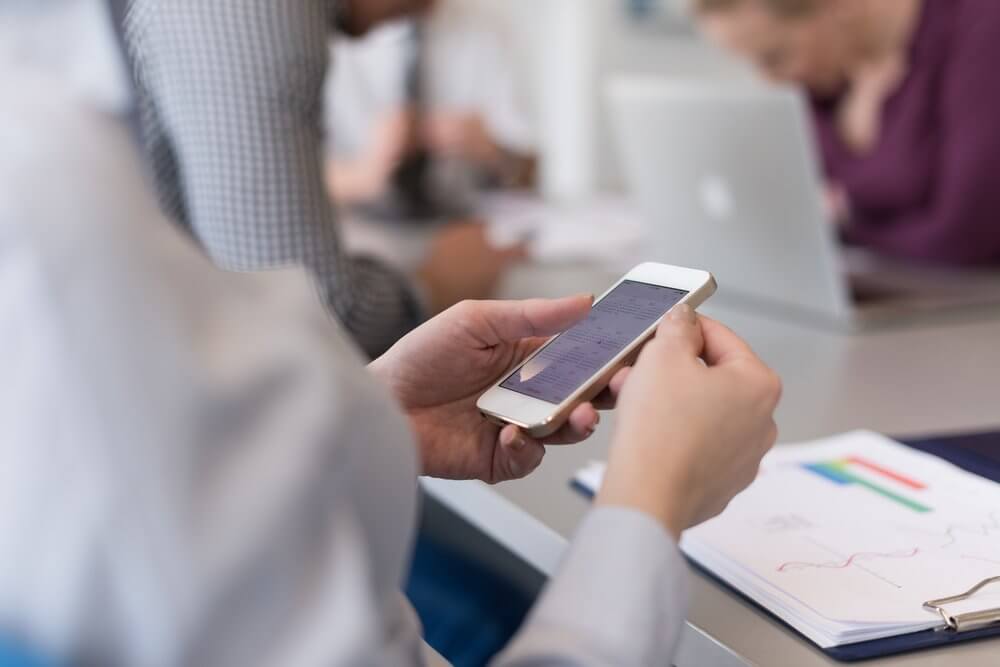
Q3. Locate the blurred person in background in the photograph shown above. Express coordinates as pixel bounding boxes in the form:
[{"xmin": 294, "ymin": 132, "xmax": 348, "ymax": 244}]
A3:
[
  {"xmin": 694, "ymin": 0, "xmax": 1000, "ymax": 265},
  {"xmin": 1, "ymin": 1, "xmax": 782, "ymax": 664},
  {"xmin": 120, "ymin": 0, "xmax": 522, "ymax": 359},
  {"xmin": 325, "ymin": 0, "xmax": 537, "ymax": 219}
]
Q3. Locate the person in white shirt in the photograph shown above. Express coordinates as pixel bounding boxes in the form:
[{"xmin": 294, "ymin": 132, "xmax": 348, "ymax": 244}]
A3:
[
  {"xmin": 0, "ymin": 1, "xmax": 781, "ymax": 664},
  {"xmin": 325, "ymin": 0, "xmax": 538, "ymax": 210}
]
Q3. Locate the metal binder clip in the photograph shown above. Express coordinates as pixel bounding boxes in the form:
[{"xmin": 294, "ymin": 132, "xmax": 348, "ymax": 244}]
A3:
[{"xmin": 923, "ymin": 576, "xmax": 1000, "ymax": 633}]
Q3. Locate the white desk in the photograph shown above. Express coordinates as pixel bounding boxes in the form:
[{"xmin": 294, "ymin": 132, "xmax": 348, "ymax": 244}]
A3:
[{"xmin": 423, "ymin": 261, "xmax": 1000, "ymax": 667}]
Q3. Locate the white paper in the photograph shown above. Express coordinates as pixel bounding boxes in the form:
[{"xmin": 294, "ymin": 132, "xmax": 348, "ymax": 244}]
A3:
[{"xmin": 572, "ymin": 431, "xmax": 1000, "ymax": 647}]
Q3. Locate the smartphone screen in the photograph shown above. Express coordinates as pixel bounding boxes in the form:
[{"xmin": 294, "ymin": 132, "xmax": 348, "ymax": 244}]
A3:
[{"xmin": 501, "ymin": 280, "xmax": 689, "ymax": 404}]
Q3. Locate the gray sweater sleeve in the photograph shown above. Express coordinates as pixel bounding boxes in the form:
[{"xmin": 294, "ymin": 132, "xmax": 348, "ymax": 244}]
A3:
[
  {"xmin": 6, "ymin": 62, "xmax": 686, "ymax": 665},
  {"xmin": 123, "ymin": 0, "xmax": 423, "ymax": 358},
  {"xmin": 496, "ymin": 507, "xmax": 690, "ymax": 667}
]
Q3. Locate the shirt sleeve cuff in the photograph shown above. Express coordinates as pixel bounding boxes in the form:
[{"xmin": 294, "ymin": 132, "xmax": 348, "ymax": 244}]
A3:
[{"xmin": 498, "ymin": 506, "xmax": 689, "ymax": 666}]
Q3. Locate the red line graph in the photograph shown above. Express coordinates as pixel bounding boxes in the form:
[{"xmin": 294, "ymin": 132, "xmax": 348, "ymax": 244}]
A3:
[
  {"xmin": 777, "ymin": 547, "xmax": 920, "ymax": 573},
  {"xmin": 776, "ymin": 513, "xmax": 1000, "ymax": 574},
  {"xmin": 844, "ymin": 456, "xmax": 926, "ymax": 490}
]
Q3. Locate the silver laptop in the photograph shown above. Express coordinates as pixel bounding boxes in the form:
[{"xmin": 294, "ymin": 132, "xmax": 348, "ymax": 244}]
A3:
[{"xmin": 608, "ymin": 78, "xmax": 1000, "ymax": 329}]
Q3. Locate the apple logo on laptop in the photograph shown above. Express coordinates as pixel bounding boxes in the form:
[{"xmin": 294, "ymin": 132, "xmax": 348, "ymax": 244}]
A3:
[{"xmin": 698, "ymin": 174, "xmax": 735, "ymax": 221}]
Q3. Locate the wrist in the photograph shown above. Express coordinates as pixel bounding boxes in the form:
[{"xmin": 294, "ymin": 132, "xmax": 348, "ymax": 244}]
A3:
[{"xmin": 596, "ymin": 462, "xmax": 691, "ymax": 541}]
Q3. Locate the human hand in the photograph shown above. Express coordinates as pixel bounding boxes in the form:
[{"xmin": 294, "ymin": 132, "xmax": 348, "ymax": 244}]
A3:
[
  {"xmin": 364, "ymin": 109, "xmax": 419, "ymax": 191},
  {"xmin": 416, "ymin": 222, "xmax": 525, "ymax": 314},
  {"xmin": 326, "ymin": 110, "xmax": 416, "ymax": 205},
  {"xmin": 824, "ymin": 182, "xmax": 851, "ymax": 226},
  {"xmin": 838, "ymin": 55, "xmax": 905, "ymax": 154},
  {"xmin": 422, "ymin": 112, "xmax": 499, "ymax": 165},
  {"xmin": 597, "ymin": 305, "xmax": 782, "ymax": 539},
  {"xmin": 369, "ymin": 296, "xmax": 628, "ymax": 483}
]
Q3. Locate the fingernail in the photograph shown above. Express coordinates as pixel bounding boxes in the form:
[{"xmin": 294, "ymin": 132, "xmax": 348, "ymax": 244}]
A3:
[{"xmin": 668, "ymin": 303, "xmax": 695, "ymax": 323}]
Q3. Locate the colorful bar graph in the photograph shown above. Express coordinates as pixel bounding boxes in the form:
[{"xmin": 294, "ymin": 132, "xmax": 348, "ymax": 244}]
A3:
[{"xmin": 801, "ymin": 459, "xmax": 932, "ymax": 513}]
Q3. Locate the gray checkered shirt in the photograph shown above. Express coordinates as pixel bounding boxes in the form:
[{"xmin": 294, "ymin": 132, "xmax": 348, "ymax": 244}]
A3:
[{"xmin": 122, "ymin": 0, "xmax": 424, "ymax": 358}]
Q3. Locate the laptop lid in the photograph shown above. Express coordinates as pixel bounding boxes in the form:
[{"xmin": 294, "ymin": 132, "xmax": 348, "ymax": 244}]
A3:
[{"xmin": 609, "ymin": 78, "xmax": 852, "ymax": 321}]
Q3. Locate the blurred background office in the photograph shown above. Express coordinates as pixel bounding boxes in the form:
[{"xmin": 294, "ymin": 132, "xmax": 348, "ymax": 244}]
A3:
[
  {"xmin": 324, "ymin": 0, "xmax": 538, "ymax": 221},
  {"xmin": 324, "ymin": 0, "xmax": 748, "ymax": 199},
  {"xmin": 325, "ymin": 0, "xmax": 755, "ymax": 278},
  {"xmin": 441, "ymin": 0, "xmax": 749, "ymax": 199},
  {"xmin": 694, "ymin": 0, "xmax": 1000, "ymax": 265},
  {"xmin": 349, "ymin": 0, "xmax": 1000, "ymax": 268}
]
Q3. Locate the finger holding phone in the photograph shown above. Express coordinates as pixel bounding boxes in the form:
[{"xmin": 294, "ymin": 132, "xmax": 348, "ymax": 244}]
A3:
[
  {"xmin": 477, "ymin": 263, "xmax": 718, "ymax": 438},
  {"xmin": 599, "ymin": 306, "xmax": 783, "ymax": 538},
  {"xmin": 374, "ymin": 263, "xmax": 710, "ymax": 483},
  {"xmin": 369, "ymin": 294, "xmax": 625, "ymax": 484},
  {"xmin": 372, "ymin": 261, "xmax": 781, "ymax": 535}
]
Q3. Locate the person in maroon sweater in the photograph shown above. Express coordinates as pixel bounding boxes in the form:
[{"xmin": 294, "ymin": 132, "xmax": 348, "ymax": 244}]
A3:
[{"xmin": 694, "ymin": 0, "xmax": 1000, "ymax": 266}]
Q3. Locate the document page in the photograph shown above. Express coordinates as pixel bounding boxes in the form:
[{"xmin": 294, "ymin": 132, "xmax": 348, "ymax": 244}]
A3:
[{"xmin": 574, "ymin": 431, "xmax": 1000, "ymax": 647}]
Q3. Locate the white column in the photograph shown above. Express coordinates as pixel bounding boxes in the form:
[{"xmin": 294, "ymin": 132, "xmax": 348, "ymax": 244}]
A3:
[{"xmin": 535, "ymin": 0, "xmax": 604, "ymax": 200}]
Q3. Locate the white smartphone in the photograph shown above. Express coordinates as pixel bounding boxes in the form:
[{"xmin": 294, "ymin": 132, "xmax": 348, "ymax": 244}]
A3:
[{"xmin": 477, "ymin": 262, "xmax": 717, "ymax": 438}]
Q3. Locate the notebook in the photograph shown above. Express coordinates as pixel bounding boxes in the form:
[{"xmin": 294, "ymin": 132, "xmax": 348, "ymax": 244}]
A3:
[{"xmin": 572, "ymin": 431, "xmax": 1000, "ymax": 650}]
